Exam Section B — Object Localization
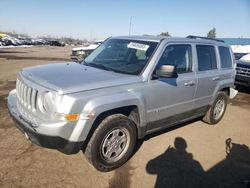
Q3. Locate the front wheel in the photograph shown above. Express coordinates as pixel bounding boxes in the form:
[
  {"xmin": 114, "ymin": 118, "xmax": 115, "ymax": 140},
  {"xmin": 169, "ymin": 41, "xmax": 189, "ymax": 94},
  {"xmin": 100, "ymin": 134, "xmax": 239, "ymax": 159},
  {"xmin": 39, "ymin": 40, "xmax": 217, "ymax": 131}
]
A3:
[
  {"xmin": 203, "ymin": 91, "xmax": 228, "ymax": 125},
  {"xmin": 84, "ymin": 114, "xmax": 137, "ymax": 172}
]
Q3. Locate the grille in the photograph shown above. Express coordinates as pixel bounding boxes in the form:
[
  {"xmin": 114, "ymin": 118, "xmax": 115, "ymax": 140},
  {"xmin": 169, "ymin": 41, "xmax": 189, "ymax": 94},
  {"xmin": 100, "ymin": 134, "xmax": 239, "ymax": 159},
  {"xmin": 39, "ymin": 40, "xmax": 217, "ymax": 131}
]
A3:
[
  {"xmin": 16, "ymin": 78, "xmax": 38, "ymax": 111},
  {"xmin": 71, "ymin": 51, "xmax": 77, "ymax": 56},
  {"xmin": 236, "ymin": 66, "xmax": 250, "ymax": 77}
]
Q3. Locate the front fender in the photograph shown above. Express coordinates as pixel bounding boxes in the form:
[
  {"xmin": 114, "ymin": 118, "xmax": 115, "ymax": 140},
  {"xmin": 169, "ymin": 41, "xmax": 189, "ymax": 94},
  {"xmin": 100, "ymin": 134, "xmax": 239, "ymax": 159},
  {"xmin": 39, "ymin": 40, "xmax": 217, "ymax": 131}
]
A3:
[
  {"xmin": 68, "ymin": 91, "xmax": 147, "ymax": 142},
  {"xmin": 83, "ymin": 91, "xmax": 147, "ymax": 127}
]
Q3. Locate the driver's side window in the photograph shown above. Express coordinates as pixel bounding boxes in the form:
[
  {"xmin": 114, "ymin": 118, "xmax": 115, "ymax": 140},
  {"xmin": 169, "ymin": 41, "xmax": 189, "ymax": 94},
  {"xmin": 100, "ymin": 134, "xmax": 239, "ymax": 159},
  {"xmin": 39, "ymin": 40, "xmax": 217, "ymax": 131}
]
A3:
[{"xmin": 157, "ymin": 44, "xmax": 192, "ymax": 74}]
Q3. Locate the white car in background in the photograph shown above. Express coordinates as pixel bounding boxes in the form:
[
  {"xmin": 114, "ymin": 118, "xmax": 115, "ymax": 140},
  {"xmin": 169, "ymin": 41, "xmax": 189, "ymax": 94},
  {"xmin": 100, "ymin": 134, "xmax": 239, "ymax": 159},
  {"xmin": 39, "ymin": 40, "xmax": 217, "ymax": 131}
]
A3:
[
  {"xmin": 71, "ymin": 40, "xmax": 104, "ymax": 62},
  {"xmin": 231, "ymin": 45, "xmax": 250, "ymax": 60},
  {"xmin": 240, "ymin": 53, "xmax": 250, "ymax": 61}
]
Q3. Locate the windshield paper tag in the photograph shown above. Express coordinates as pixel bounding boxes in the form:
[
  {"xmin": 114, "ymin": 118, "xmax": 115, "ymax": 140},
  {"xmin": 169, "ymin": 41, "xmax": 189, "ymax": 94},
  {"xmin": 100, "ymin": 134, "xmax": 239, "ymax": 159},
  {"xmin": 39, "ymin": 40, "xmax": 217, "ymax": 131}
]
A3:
[{"xmin": 128, "ymin": 42, "xmax": 149, "ymax": 51}]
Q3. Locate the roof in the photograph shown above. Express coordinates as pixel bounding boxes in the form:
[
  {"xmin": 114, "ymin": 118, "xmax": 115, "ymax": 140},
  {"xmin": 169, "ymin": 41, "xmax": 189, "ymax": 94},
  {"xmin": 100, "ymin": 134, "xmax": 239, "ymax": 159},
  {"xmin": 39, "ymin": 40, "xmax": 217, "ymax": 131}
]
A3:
[{"xmin": 111, "ymin": 35, "xmax": 228, "ymax": 45}]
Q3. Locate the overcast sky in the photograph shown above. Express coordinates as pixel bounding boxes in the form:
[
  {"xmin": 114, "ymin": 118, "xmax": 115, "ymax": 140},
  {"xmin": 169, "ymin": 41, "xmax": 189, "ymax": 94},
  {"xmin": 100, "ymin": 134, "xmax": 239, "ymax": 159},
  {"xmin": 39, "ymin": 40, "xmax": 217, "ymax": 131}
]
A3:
[{"xmin": 0, "ymin": 0, "xmax": 249, "ymax": 40}]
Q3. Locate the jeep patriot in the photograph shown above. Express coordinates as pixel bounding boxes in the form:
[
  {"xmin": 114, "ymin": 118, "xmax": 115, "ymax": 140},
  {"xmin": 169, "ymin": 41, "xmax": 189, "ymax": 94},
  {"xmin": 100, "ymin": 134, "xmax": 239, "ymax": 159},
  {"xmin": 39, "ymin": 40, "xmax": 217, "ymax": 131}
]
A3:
[{"xmin": 8, "ymin": 35, "xmax": 237, "ymax": 171}]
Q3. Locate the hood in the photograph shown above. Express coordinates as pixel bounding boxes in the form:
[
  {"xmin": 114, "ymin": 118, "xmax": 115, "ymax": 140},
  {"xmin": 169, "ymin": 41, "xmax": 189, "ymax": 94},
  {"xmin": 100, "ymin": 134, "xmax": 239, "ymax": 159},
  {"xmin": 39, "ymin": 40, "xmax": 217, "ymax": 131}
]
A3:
[
  {"xmin": 240, "ymin": 53, "xmax": 250, "ymax": 61},
  {"xmin": 21, "ymin": 62, "xmax": 143, "ymax": 94},
  {"xmin": 236, "ymin": 60, "xmax": 250, "ymax": 68}
]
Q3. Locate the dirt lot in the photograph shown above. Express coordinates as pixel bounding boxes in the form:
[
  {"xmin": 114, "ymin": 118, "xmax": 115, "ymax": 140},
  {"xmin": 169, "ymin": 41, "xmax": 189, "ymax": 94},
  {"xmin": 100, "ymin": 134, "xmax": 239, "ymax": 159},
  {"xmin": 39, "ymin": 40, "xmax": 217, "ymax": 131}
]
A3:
[{"xmin": 0, "ymin": 46, "xmax": 249, "ymax": 188}]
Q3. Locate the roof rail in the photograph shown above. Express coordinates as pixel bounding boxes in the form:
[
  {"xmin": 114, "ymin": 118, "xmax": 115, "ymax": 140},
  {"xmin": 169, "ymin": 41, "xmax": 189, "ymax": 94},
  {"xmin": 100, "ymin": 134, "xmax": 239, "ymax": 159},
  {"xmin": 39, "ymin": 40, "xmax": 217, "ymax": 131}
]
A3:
[{"xmin": 186, "ymin": 35, "xmax": 224, "ymax": 43}]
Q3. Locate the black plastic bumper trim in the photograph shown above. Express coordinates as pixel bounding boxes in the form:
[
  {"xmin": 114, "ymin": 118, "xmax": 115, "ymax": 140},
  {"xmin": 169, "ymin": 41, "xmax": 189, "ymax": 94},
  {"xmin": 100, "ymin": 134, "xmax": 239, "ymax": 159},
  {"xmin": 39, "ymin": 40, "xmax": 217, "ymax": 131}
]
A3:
[{"xmin": 9, "ymin": 110, "xmax": 83, "ymax": 155}]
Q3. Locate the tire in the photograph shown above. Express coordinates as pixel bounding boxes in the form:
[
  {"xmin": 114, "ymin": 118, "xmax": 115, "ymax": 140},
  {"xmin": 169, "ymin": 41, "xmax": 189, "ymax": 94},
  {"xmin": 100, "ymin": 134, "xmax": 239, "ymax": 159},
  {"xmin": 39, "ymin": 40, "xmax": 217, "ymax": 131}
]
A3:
[
  {"xmin": 84, "ymin": 114, "xmax": 137, "ymax": 172},
  {"xmin": 203, "ymin": 91, "xmax": 228, "ymax": 125}
]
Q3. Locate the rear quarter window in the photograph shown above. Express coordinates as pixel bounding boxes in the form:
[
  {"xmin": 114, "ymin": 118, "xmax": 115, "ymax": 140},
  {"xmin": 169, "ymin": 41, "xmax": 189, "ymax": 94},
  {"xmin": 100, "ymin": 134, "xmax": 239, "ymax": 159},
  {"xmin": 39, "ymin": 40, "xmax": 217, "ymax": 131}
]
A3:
[{"xmin": 218, "ymin": 46, "xmax": 232, "ymax": 68}]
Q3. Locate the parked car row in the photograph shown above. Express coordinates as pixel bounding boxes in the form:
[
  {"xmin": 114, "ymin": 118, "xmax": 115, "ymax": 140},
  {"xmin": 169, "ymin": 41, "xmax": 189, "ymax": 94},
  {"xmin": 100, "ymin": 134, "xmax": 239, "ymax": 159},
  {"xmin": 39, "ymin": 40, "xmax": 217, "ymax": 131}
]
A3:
[{"xmin": 0, "ymin": 35, "xmax": 65, "ymax": 47}]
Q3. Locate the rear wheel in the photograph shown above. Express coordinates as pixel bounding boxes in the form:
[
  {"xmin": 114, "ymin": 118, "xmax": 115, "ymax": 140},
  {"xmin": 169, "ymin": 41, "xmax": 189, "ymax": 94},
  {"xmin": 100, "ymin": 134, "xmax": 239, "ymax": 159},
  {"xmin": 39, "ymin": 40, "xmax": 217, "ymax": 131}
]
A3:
[
  {"xmin": 203, "ymin": 92, "xmax": 228, "ymax": 125},
  {"xmin": 84, "ymin": 114, "xmax": 137, "ymax": 172}
]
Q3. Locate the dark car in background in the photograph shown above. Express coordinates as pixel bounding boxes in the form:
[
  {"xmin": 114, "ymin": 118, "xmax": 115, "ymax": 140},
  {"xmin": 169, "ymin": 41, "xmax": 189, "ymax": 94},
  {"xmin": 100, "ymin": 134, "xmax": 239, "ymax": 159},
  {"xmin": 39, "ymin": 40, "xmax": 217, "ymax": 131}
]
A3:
[
  {"xmin": 235, "ymin": 60, "xmax": 250, "ymax": 87},
  {"xmin": 48, "ymin": 40, "xmax": 65, "ymax": 47},
  {"xmin": 0, "ymin": 38, "xmax": 16, "ymax": 46}
]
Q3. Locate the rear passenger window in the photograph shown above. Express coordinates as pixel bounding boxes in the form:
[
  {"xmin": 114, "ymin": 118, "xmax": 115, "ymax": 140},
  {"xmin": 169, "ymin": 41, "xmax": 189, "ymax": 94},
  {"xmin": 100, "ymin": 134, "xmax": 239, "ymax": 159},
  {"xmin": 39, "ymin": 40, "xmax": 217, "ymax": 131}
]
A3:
[
  {"xmin": 196, "ymin": 45, "xmax": 217, "ymax": 71},
  {"xmin": 219, "ymin": 46, "xmax": 232, "ymax": 68},
  {"xmin": 157, "ymin": 45, "xmax": 192, "ymax": 73}
]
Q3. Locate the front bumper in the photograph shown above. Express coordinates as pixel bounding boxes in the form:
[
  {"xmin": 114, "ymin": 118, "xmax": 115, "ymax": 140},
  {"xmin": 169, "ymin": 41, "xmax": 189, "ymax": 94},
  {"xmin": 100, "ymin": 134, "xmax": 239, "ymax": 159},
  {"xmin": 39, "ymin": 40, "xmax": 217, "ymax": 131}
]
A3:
[{"xmin": 7, "ymin": 90, "xmax": 84, "ymax": 154}]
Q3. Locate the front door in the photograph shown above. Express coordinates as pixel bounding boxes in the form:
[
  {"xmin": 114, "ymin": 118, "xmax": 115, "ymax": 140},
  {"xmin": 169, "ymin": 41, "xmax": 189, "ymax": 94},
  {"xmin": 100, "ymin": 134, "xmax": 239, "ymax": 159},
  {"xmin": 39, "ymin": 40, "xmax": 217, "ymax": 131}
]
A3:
[{"xmin": 146, "ymin": 44, "xmax": 197, "ymax": 131}]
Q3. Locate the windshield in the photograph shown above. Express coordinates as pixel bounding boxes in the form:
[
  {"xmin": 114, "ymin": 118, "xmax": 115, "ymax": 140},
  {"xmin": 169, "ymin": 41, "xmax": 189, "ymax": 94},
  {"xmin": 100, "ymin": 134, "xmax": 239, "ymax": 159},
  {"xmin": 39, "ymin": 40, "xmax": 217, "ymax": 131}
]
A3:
[{"xmin": 83, "ymin": 39, "xmax": 158, "ymax": 75}]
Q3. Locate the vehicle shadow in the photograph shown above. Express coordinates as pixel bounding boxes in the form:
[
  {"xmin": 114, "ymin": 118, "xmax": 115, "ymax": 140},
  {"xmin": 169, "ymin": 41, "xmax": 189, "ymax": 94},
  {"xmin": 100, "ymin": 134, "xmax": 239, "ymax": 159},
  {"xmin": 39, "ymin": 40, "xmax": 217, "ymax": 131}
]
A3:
[
  {"xmin": 231, "ymin": 86, "xmax": 250, "ymax": 109},
  {"xmin": 158, "ymin": 77, "xmax": 178, "ymax": 86},
  {"xmin": 236, "ymin": 85, "xmax": 250, "ymax": 94},
  {"xmin": 144, "ymin": 117, "xmax": 201, "ymax": 141},
  {"xmin": 146, "ymin": 137, "xmax": 250, "ymax": 188},
  {"xmin": 132, "ymin": 118, "xmax": 201, "ymax": 156}
]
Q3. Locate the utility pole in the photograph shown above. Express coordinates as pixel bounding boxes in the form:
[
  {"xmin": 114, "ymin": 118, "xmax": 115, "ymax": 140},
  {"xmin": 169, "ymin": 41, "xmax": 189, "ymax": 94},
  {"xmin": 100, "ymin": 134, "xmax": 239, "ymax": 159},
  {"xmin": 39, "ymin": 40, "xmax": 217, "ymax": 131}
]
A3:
[{"xmin": 129, "ymin": 17, "xmax": 132, "ymax": 35}]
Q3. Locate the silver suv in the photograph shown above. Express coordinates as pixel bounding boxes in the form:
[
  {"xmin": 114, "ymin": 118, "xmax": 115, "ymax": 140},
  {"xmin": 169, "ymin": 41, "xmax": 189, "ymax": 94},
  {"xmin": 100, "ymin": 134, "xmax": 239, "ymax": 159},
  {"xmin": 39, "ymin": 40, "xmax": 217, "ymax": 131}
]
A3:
[{"xmin": 8, "ymin": 35, "xmax": 237, "ymax": 171}]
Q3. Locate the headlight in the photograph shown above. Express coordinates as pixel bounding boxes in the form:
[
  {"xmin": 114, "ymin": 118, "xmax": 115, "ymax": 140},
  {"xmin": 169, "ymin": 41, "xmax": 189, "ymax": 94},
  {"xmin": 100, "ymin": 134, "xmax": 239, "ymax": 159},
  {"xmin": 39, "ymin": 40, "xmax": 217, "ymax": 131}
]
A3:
[{"xmin": 39, "ymin": 91, "xmax": 55, "ymax": 113}]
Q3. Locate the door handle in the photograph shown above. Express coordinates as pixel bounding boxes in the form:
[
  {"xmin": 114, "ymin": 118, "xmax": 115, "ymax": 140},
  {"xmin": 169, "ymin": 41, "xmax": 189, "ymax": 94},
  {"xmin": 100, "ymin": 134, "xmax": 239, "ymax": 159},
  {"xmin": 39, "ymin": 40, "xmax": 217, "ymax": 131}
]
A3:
[
  {"xmin": 184, "ymin": 81, "xmax": 195, "ymax": 86},
  {"xmin": 212, "ymin": 76, "xmax": 220, "ymax": 81}
]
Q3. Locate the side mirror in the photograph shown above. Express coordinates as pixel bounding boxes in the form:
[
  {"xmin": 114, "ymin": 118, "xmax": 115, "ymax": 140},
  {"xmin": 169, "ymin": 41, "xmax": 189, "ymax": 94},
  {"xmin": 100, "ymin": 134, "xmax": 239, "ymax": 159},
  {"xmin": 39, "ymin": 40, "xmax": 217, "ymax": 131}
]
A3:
[{"xmin": 155, "ymin": 65, "xmax": 178, "ymax": 78}]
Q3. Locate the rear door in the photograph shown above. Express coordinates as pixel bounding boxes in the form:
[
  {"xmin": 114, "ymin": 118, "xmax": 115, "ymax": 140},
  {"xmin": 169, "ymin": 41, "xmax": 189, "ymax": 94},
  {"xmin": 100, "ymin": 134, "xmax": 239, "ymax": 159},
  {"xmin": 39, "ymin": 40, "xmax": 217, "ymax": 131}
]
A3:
[
  {"xmin": 217, "ymin": 46, "xmax": 234, "ymax": 85},
  {"xmin": 194, "ymin": 44, "xmax": 219, "ymax": 109}
]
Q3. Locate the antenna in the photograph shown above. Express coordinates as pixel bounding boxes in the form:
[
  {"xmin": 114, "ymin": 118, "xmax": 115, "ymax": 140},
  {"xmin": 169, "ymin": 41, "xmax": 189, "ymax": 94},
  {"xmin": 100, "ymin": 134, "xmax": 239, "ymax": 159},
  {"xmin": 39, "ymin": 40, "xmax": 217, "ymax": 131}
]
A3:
[{"xmin": 129, "ymin": 17, "xmax": 132, "ymax": 35}]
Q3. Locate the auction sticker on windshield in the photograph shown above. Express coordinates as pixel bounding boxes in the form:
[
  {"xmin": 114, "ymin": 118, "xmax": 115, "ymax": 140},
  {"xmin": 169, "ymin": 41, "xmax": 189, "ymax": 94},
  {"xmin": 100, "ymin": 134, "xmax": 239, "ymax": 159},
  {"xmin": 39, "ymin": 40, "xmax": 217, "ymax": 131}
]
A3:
[{"xmin": 128, "ymin": 42, "xmax": 149, "ymax": 51}]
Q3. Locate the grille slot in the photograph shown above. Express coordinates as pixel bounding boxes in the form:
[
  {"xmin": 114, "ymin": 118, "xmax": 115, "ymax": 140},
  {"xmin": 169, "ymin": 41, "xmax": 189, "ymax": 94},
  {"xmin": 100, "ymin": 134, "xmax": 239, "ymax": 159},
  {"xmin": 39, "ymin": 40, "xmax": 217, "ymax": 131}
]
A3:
[
  {"xmin": 236, "ymin": 67, "xmax": 250, "ymax": 77},
  {"xmin": 16, "ymin": 78, "xmax": 38, "ymax": 111},
  {"xmin": 27, "ymin": 87, "xmax": 31, "ymax": 109}
]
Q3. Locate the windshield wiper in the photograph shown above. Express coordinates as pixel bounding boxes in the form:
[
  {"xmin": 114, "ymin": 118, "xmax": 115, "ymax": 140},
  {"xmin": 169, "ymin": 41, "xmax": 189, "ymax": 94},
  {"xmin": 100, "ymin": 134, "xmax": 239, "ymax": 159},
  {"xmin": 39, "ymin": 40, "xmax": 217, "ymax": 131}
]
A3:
[
  {"xmin": 84, "ymin": 62, "xmax": 133, "ymax": 75},
  {"xmin": 86, "ymin": 62, "xmax": 114, "ymax": 72}
]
